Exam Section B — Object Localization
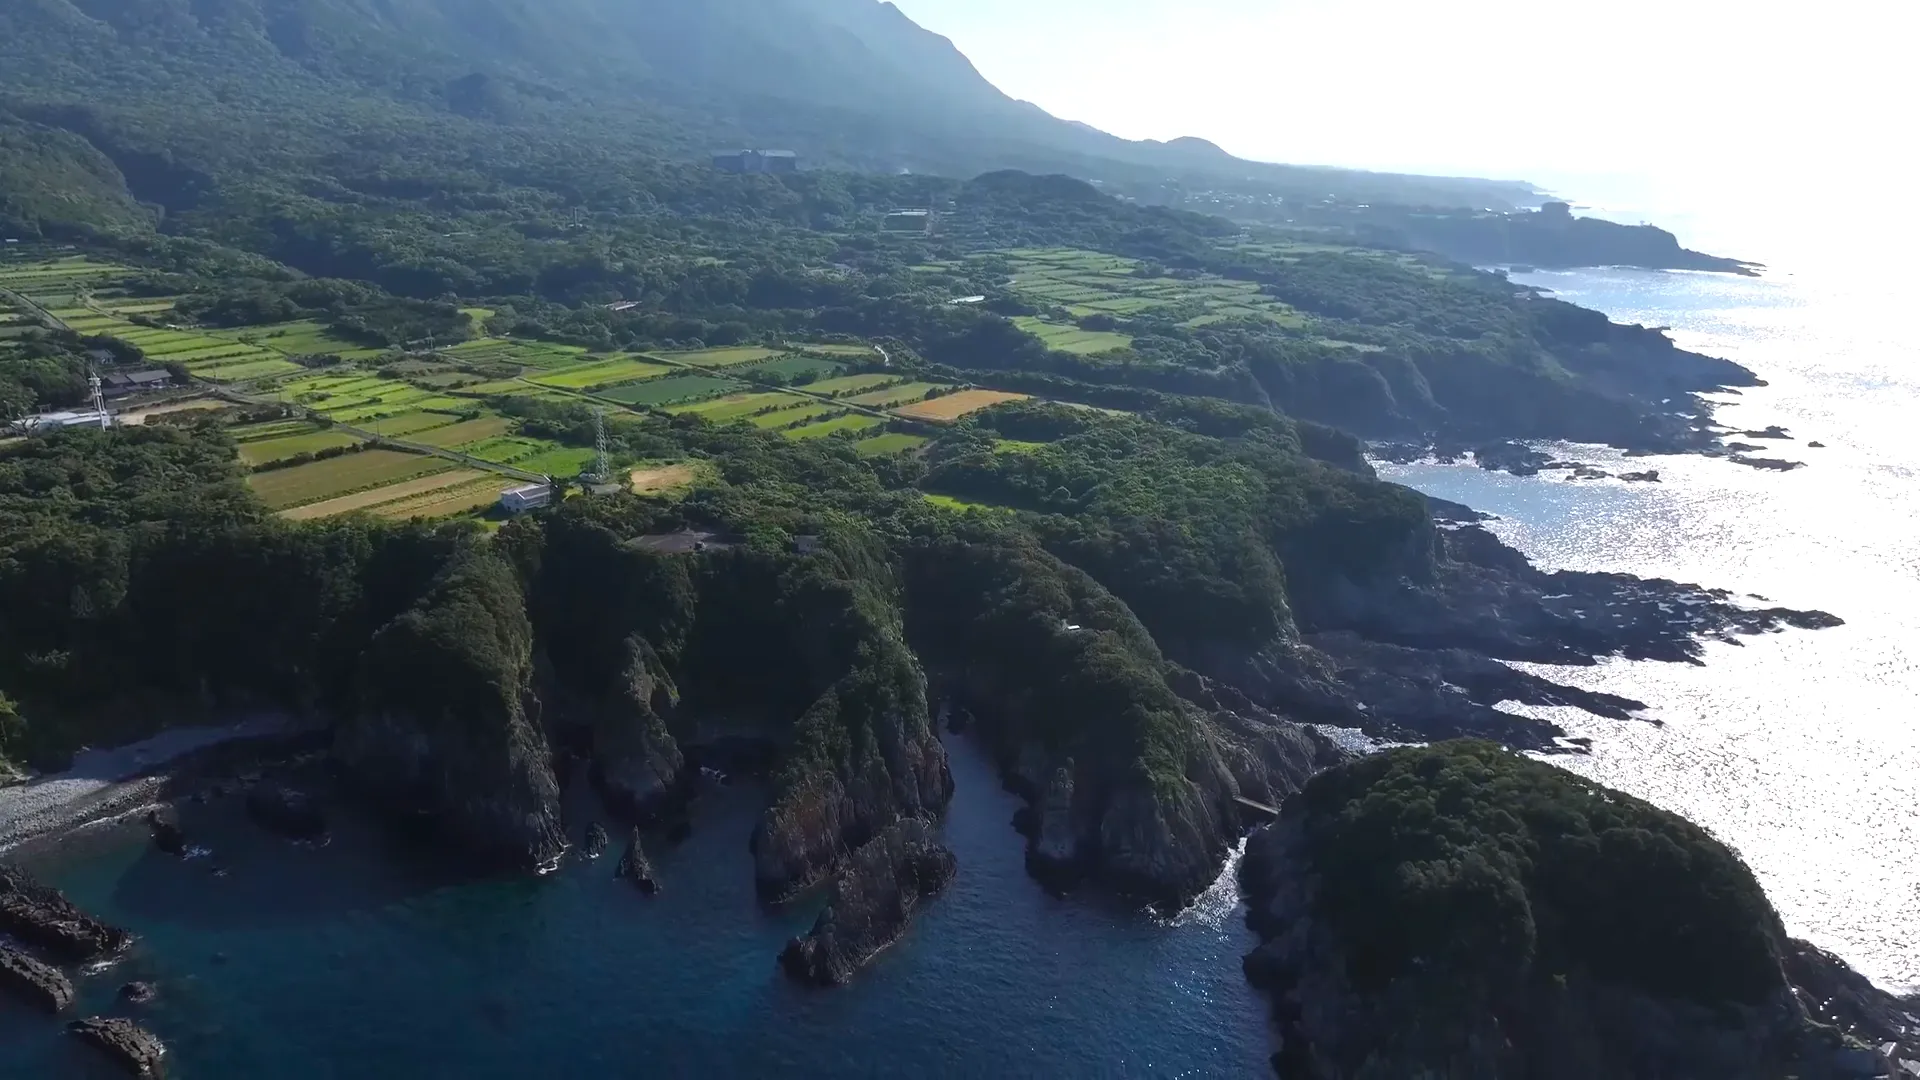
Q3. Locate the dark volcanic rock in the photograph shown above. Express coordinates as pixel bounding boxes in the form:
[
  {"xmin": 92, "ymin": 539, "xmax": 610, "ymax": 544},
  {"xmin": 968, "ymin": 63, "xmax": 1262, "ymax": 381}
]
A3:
[
  {"xmin": 145, "ymin": 811, "xmax": 186, "ymax": 857},
  {"xmin": 779, "ymin": 818, "xmax": 956, "ymax": 986},
  {"xmin": 1731, "ymin": 454, "xmax": 1805, "ymax": 472},
  {"xmin": 615, "ymin": 827, "xmax": 658, "ymax": 894},
  {"xmin": 589, "ymin": 638, "xmax": 689, "ymax": 821},
  {"xmin": 1619, "ymin": 469, "xmax": 1662, "ymax": 482},
  {"xmin": 0, "ymin": 942, "xmax": 74, "ymax": 1012},
  {"xmin": 1808, "ymin": 441, "xmax": 1827, "ymax": 449},
  {"xmin": 117, "ymin": 981, "xmax": 158, "ymax": 1006},
  {"xmin": 1742, "ymin": 425, "xmax": 1793, "ymax": 440},
  {"xmin": 0, "ymin": 865, "xmax": 132, "ymax": 962},
  {"xmin": 245, "ymin": 784, "xmax": 328, "ymax": 841},
  {"xmin": 1785, "ymin": 940, "xmax": 1920, "ymax": 1064},
  {"xmin": 67, "ymin": 1017, "xmax": 166, "ymax": 1077},
  {"xmin": 582, "ymin": 822, "xmax": 609, "ymax": 860}
]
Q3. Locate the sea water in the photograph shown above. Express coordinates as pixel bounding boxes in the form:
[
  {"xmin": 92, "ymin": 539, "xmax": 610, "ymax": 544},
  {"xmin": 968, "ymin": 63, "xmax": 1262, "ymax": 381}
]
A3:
[
  {"xmin": 0, "ymin": 735, "xmax": 1271, "ymax": 1077},
  {"xmin": 1382, "ymin": 261, "xmax": 1920, "ymax": 992}
]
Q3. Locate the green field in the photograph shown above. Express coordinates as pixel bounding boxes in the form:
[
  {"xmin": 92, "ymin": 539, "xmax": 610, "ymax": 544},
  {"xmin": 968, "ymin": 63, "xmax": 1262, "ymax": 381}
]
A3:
[
  {"xmin": 984, "ymin": 248, "xmax": 1308, "ymax": 330},
  {"xmin": 805, "ymin": 374, "xmax": 903, "ymax": 397},
  {"xmin": 529, "ymin": 357, "xmax": 675, "ymax": 390},
  {"xmin": 209, "ymin": 320, "xmax": 387, "ymax": 361},
  {"xmin": 458, "ymin": 436, "xmax": 555, "ymax": 464},
  {"xmin": 442, "ymin": 338, "xmax": 591, "ymax": 370},
  {"xmin": 231, "ymin": 419, "xmax": 323, "ymax": 443},
  {"xmin": 653, "ymin": 346, "xmax": 782, "ymax": 369},
  {"xmin": 749, "ymin": 403, "xmax": 841, "ymax": 429},
  {"xmin": 736, "ymin": 355, "xmax": 843, "ymax": 381},
  {"xmin": 599, "ymin": 374, "xmax": 742, "ymax": 407},
  {"xmin": 788, "ymin": 414, "xmax": 885, "ymax": 440},
  {"xmin": 516, "ymin": 447, "xmax": 598, "ymax": 477},
  {"xmin": 247, "ymin": 450, "xmax": 452, "ymax": 510},
  {"xmin": 796, "ymin": 343, "xmax": 876, "ymax": 357},
  {"xmin": 410, "ymin": 416, "xmax": 515, "ymax": 447},
  {"xmin": 845, "ymin": 382, "xmax": 948, "ymax": 408},
  {"xmin": 238, "ymin": 430, "xmax": 364, "ymax": 467},
  {"xmin": 1011, "ymin": 316, "xmax": 1133, "ymax": 355},
  {"xmin": 854, "ymin": 433, "xmax": 929, "ymax": 456},
  {"xmin": 668, "ymin": 391, "xmax": 810, "ymax": 422}
]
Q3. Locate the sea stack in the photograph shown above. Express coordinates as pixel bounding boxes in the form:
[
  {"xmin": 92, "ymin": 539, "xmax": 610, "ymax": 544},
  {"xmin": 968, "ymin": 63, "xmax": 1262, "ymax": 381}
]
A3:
[
  {"xmin": 0, "ymin": 943, "xmax": 75, "ymax": 1012},
  {"xmin": 615, "ymin": 827, "xmax": 658, "ymax": 894},
  {"xmin": 67, "ymin": 1017, "xmax": 167, "ymax": 1077}
]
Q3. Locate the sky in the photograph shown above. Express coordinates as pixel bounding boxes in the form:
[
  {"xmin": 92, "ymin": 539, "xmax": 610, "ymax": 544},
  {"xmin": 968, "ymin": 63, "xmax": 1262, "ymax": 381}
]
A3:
[{"xmin": 887, "ymin": 0, "xmax": 1912, "ymax": 260}]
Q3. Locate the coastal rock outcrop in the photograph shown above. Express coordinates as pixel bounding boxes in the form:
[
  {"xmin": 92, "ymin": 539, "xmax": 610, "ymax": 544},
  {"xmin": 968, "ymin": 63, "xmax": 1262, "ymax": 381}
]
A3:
[
  {"xmin": 1240, "ymin": 743, "xmax": 1895, "ymax": 1080},
  {"xmin": 145, "ymin": 810, "xmax": 186, "ymax": 857},
  {"xmin": 68, "ymin": 1017, "xmax": 167, "ymax": 1077},
  {"xmin": 778, "ymin": 817, "xmax": 956, "ymax": 986},
  {"xmin": 750, "ymin": 638, "xmax": 953, "ymax": 901},
  {"xmin": 117, "ymin": 981, "xmax": 158, "ymax": 1006},
  {"xmin": 0, "ymin": 942, "xmax": 74, "ymax": 1012},
  {"xmin": 339, "ymin": 553, "xmax": 565, "ymax": 871},
  {"xmin": 245, "ymin": 784, "xmax": 327, "ymax": 841},
  {"xmin": 588, "ymin": 638, "xmax": 687, "ymax": 821},
  {"xmin": 615, "ymin": 827, "xmax": 657, "ymax": 893},
  {"xmin": 582, "ymin": 822, "xmax": 609, "ymax": 860},
  {"xmin": 0, "ymin": 865, "xmax": 132, "ymax": 961}
]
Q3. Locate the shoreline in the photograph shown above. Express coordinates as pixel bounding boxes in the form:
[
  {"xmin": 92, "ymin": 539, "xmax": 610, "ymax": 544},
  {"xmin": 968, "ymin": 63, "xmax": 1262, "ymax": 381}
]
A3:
[{"xmin": 0, "ymin": 715, "xmax": 327, "ymax": 855}]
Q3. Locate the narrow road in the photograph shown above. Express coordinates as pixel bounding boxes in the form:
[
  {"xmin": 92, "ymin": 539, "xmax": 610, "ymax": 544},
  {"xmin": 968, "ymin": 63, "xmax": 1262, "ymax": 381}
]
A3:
[{"xmin": 0, "ymin": 287, "xmax": 67, "ymax": 331}]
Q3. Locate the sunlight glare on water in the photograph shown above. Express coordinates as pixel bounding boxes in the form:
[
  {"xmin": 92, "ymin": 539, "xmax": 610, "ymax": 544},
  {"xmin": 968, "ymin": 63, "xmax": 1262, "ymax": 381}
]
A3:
[{"xmin": 1381, "ymin": 263, "xmax": 1920, "ymax": 991}]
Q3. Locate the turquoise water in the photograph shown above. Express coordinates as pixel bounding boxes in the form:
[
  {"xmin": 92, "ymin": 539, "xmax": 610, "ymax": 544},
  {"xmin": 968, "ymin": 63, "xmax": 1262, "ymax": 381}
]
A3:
[
  {"xmin": 1383, "ymin": 262, "xmax": 1920, "ymax": 992},
  {"xmin": 0, "ymin": 736, "xmax": 1271, "ymax": 1077}
]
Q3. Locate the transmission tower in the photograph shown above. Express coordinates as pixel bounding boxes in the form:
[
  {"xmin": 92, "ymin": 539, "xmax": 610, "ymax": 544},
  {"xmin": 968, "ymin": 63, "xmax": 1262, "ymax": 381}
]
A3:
[
  {"xmin": 88, "ymin": 372, "xmax": 110, "ymax": 429},
  {"xmin": 590, "ymin": 407, "xmax": 611, "ymax": 486}
]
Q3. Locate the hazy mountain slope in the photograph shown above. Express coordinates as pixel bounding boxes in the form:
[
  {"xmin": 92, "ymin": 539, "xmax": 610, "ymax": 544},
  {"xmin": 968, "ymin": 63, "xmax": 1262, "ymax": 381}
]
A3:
[{"xmin": 0, "ymin": 0, "xmax": 1531, "ymax": 207}]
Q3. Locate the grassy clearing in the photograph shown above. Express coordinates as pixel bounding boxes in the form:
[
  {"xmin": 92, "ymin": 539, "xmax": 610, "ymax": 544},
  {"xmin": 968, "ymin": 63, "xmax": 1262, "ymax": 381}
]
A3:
[
  {"xmin": 1011, "ymin": 316, "xmax": 1133, "ymax": 355},
  {"xmin": 409, "ymin": 416, "xmax": 515, "ymax": 448},
  {"xmin": 529, "ymin": 357, "xmax": 675, "ymax": 389},
  {"xmin": 921, "ymin": 492, "xmax": 1006, "ymax": 513},
  {"xmin": 787, "ymin": 414, "xmax": 885, "ymax": 440},
  {"xmin": 855, "ymin": 433, "xmax": 929, "ymax": 456},
  {"xmin": 279, "ymin": 469, "xmax": 490, "ymax": 521},
  {"xmin": 629, "ymin": 462, "xmax": 700, "ymax": 495},
  {"xmin": 993, "ymin": 440, "xmax": 1048, "ymax": 454},
  {"xmin": 248, "ymin": 450, "xmax": 452, "ymax": 510},
  {"xmin": 459, "ymin": 437, "xmax": 554, "ymax": 464},
  {"xmin": 653, "ymin": 346, "xmax": 782, "ymax": 369},
  {"xmin": 239, "ymin": 430, "xmax": 364, "ymax": 467},
  {"xmin": 598, "ymin": 374, "xmax": 741, "ymax": 407},
  {"xmin": 517, "ymin": 447, "xmax": 598, "ymax": 477},
  {"xmin": 892, "ymin": 390, "xmax": 1028, "ymax": 423}
]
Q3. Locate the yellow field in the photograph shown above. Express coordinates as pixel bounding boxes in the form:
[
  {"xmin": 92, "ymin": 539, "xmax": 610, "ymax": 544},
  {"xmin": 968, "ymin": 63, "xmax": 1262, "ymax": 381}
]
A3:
[
  {"xmin": 629, "ymin": 463, "xmax": 699, "ymax": 495},
  {"xmin": 890, "ymin": 390, "xmax": 1029, "ymax": 423},
  {"xmin": 248, "ymin": 450, "xmax": 451, "ymax": 510}
]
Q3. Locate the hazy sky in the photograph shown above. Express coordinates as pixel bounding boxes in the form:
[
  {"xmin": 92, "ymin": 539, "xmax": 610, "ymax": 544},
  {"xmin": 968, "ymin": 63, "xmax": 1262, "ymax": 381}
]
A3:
[{"xmin": 889, "ymin": 0, "xmax": 1907, "ymax": 235}]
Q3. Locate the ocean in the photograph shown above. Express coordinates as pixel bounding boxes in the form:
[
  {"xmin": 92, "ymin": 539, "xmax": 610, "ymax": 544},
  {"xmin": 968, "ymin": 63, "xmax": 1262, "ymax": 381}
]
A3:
[{"xmin": 6, "ymin": 210, "xmax": 1916, "ymax": 1076}]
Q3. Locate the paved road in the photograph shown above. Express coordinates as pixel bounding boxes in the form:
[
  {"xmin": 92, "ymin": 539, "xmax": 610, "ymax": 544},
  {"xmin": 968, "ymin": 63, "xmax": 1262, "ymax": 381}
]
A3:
[{"xmin": 0, "ymin": 287, "xmax": 67, "ymax": 331}]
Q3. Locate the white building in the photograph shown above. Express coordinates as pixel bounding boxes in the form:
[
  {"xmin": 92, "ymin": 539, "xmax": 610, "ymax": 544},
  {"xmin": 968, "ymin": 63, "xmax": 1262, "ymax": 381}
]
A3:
[
  {"xmin": 9, "ymin": 409, "xmax": 111, "ymax": 434},
  {"xmin": 499, "ymin": 482, "xmax": 554, "ymax": 514}
]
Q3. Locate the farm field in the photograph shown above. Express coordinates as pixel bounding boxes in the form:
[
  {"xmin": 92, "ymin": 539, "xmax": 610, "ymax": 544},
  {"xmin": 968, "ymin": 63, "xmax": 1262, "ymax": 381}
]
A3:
[
  {"xmin": 668, "ymin": 391, "xmax": 810, "ymax": 422},
  {"xmin": 208, "ymin": 320, "xmax": 387, "ymax": 361},
  {"xmin": 652, "ymin": 346, "xmax": 781, "ymax": 369},
  {"xmin": 805, "ymin": 374, "xmax": 903, "ymax": 397},
  {"xmin": 798, "ymin": 343, "xmax": 876, "ymax": 357},
  {"xmin": 735, "ymin": 355, "xmax": 843, "ymax": 381},
  {"xmin": 788, "ymin": 415, "xmax": 885, "ymax": 440},
  {"xmin": 749, "ymin": 403, "xmax": 841, "ymax": 429},
  {"xmin": 459, "ymin": 437, "xmax": 553, "ymax": 465},
  {"xmin": 409, "ymin": 416, "xmax": 516, "ymax": 448},
  {"xmin": 598, "ymin": 374, "xmax": 742, "ymax": 407},
  {"xmin": 844, "ymin": 382, "xmax": 950, "ymax": 408},
  {"xmin": 442, "ymin": 338, "xmax": 590, "ymax": 370},
  {"xmin": 961, "ymin": 248, "xmax": 1308, "ymax": 330},
  {"xmin": 279, "ymin": 469, "xmax": 491, "ymax": 522},
  {"xmin": 528, "ymin": 357, "xmax": 674, "ymax": 390},
  {"xmin": 517, "ymin": 447, "xmax": 598, "ymax": 477},
  {"xmin": 628, "ymin": 463, "xmax": 700, "ymax": 496},
  {"xmin": 238, "ymin": 429, "xmax": 364, "ymax": 467},
  {"xmin": 854, "ymin": 433, "xmax": 929, "ymax": 456},
  {"xmin": 892, "ymin": 390, "xmax": 1028, "ymax": 423},
  {"xmin": 1011, "ymin": 316, "xmax": 1132, "ymax": 355},
  {"xmin": 248, "ymin": 450, "xmax": 452, "ymax": 510}
]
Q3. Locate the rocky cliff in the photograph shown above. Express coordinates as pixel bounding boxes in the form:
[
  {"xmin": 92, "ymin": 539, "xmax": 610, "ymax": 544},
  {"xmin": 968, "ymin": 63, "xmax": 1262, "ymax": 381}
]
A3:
[
  {"xmin": 1239, "ymin": 743, "xmax": 1896, "ymax": 1079},
  {"xmin": 341, "ymin": 552, "xmax": 565, "ymax": 870},
  {"xmin": 779, "ymin": 816, "xmax": 956, "ymax": 986}
]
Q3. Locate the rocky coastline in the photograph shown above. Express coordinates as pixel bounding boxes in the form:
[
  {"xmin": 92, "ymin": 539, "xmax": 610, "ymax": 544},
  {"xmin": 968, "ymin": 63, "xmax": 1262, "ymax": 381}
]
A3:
[{"xmin": 779, "ymin": 817, "xmax": 957, "ymax": 986}]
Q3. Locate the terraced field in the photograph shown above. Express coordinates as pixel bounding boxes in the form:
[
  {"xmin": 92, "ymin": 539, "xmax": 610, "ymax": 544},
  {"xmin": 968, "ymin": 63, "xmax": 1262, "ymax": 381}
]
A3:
[
  {"xmin": 668, "ymin": 391, "xmax": 811, "ymax": 422},
  {"xmin": 410, "ymin": 416, "xmax": 516, "ymax": 448},
  {"xmin": 238, "ymin": 429, "xmax": 364, "ymax": 467},
  {"xmin": 892, "ymin": 390, "xmax": 1028, "ymax": 423},
  {"xmin": 279, "ymin": 469, "xmax": 492, "ymax": 522},
  {"xmin": 529, "ymin": 356, "xmax": 674, "ymax": 390},
  {"xmin": 844, "ymin": 382, "xmax": 951, "ymax": 408},
  {"xmin": 442, "ymin": 338, "xmax": 590, "ymax": 370},
  {"xmin": 750, "ymin": 403, "xmax": 842, "ymax": 429},
  {"xmin": 805, "ymin": 374, "xmax": 904, "ymax": 398},
  {"xmin": 789, "ymin": 415, "xmax": 886, "ymax": 440},
  {"xmin": 652, "ymin": 346, "xmax": 783, "ymax": 369},
  {"xmin": 735, "ymin": 355, "xmax": 843, "ymax": 381},
  {"xmin": 1011, "ymin": 316, "xmax": 1133, "ymax": 355},
  {"xmin": 248, "ymin": 450, "xmax": 453, "ymax": 510},
  {"xmin": 598, "ymin": 374, "xmax": 742, "ymax": 407},
  {"xmin": 942, "ymin": 248, "xmax": 1309, "ymax": 331},
  {"xmin": 207, "ymin": 320, "xmax": 387, "ymax": 361}
]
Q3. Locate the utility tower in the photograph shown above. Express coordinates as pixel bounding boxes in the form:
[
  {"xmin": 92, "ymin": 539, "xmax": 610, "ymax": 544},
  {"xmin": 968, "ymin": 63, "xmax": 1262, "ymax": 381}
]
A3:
[
  {"xmin": 88, "ymin": 372, "xmax": 110, "ymax": 429},
  {"xmin": 587, "ymin": 407, "xmax": 611, "ymax": 486}
]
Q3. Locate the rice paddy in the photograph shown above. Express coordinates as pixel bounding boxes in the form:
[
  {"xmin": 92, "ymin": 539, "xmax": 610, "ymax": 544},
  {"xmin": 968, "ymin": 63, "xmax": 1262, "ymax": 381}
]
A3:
[
  {"xmin": 598, "ymin": 374, "xmax": 743, "ymax": 408},
  {"xmin": 734, "ymin": 355, "xmax": 844, "ymax": 381},
  {"xmin": 788, "ymin": 415, "xmax": 886, "ymax": 440},
  {"xmin": 668, "ymin": 391, "xmax": 812, "ymax": 422},
  {"xmin": 651, "ymin": 346, "xmax": 782, "ymax": 369},
  {"xmin": 854, "ymin": 433, "xmax": 929, "ymax": 456},
  {"xmin": 1010, "ymin": 316, "xmax": 1133, "ymax": 355},
  {"xmin": 844, "ymin": 382, "xmax": 950, "ymax": 408},
  {"xmin": 528, "ymin": 357, "xmax": 675, "ymax": 390},
  {"xmin": 805, "ymin": 374, "xmax": 905, "ymax": 398},
  {"xmin": 927, "ymin": 248, "xmax": 1309, "ymax": 332},
  {"xmin": 238, "ymin": 429, "xmax": 365, "ymax": 467},
  {"xmin": 247, "ymin": 450, "xmax": 454, "ymax": 510}
]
